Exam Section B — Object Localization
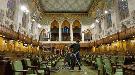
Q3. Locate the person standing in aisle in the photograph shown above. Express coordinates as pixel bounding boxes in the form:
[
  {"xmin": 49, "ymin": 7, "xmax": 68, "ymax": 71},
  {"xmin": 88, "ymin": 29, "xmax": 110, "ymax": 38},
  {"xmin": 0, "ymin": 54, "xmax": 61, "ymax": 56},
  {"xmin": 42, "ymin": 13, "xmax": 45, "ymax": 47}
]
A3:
[{"xmin": 70, "ymin": 39, "xmax": 81, "ymax": 71}]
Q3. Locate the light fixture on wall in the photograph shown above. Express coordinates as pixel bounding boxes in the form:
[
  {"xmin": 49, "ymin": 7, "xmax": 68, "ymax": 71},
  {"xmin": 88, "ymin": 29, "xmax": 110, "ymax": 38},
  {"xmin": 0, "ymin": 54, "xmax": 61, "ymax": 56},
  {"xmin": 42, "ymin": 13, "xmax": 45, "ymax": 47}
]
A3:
[
  {"xmin": 25, "ymin": 10, "xmax": 29, "ymax": 14},
  {"xmin": 38, "ymin": 24, "xmax": 41, "ymax": 28},
  {"xmin": 90, "ymin": 23, "xmax": 95, "ymax": 29},
  {"xmin": 122, "ymin": 0, "xmax": 125, "ymax": 1},
  {"xmin": 24, "ymin": 43, "xmax": 27, "ymax": 46},
  {"xmin": 32, "ymin": 19, "xmax": 35, "ymax": 22},
  {"xmin": 105, "ymin": 10, "xmax": 108, "ymax": 14},
  {"xmin": 95, "ymin": 19, "xmax": 99, "ymax": 23},
  {"xmin": 21, "ymin": 5, "xmax": 27, "ymax": 11},
  {"xmin": 20, "ymin": 5, "xmax": 29, "ymax": 13}
]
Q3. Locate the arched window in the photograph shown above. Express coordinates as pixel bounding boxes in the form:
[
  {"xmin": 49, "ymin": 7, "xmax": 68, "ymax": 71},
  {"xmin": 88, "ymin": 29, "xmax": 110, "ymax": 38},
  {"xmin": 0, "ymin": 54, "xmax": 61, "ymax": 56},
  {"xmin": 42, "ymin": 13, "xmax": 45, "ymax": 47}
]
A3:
[
  {"xmin": 62, "ymin": 20, "xmax": 70, "ymax": 41},
  {"xmin": 7, "ymin": 0, "xmax": 16, "ymax": 20},
  {"xmin": 118, "ymin": 0, "xmax": 129, "ymax": 21},
  {"xmin": 84, "ymin": 29, "xmax": 92, "ymax": 41},
  {"xmin": 22, "ymin": 12, "xmax": 29, "ymax": 28},
  {"xmin": 31, "ymin": 21, "xmax": 34, "ymax": 33},
  {"xmin": 106, "ymin": 13, "xmax": 112, "ymax": 28},
  {"xmin": 73, "ymin": 20, "xmax": 81, "ymax": 41},
  {"xmin": 39, "ymin": 29, "xmax": 48, "ymax": 41},
  {"xmin": 106, "ymin": 0, "xmax": 112, "ymax": 28},
  {"xmin": 51, "ymin": 20, "xmax": 59, "ymax": 41}
]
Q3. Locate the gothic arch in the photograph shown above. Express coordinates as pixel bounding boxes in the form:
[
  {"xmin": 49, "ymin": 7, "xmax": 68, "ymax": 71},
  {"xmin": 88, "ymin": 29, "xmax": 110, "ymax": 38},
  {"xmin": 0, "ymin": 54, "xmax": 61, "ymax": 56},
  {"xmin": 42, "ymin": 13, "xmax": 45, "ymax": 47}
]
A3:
[
  {"xmin": 61, "ymin": 20, "xmax": 70, "ymax": 41},
  {"xmin": 73, "ymin": 20, "xmax": 81, "ymax": 28},
  {"xmin": 61, "ymin": 20, "xmax": 70, "ymax": 28},
  {"xmin": 72, "ymin": 20, "xmax": 81, "ymax": 41},
  {"xmin": 51, "ymin": 20, "xmax": 59, "ymax": 41},
  {"xmin": 51, "ymin": 20, "xmax": 59, "ymax": 28},
  {"xmin": 84, "ymin": 29, "xmax": 92, "ymax": 41},
  {"xmin": 39, "ymin": 29, "xmax": 48, "ymax": 41}
]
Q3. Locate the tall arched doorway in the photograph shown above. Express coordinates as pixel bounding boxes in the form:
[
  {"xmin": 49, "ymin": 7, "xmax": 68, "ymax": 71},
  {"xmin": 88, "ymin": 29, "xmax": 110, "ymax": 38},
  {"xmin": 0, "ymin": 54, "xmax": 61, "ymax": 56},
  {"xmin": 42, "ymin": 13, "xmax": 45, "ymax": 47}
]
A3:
[
  {"xmin": 39, "ymin": 29, "xmax": 48, "ymax": 41},
  {"xmin": 62, "ymin": 20, "xmax": 70, "ymax": 41},
  {"xmin": 51, "ymin": 20, "xmax": 59, "ymax": 41},
  {"xmin": 73, "ymin": 20, "xmax": 81, "ymax": 41},
  {"xmin": 84, "ymin": 29, "xmax": 92, "ymax": 41}
]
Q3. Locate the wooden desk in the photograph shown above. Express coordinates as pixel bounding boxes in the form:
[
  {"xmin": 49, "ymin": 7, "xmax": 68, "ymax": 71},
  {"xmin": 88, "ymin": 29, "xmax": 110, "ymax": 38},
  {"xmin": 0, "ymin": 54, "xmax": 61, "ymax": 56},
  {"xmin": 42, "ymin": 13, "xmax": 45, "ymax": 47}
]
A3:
[{"xmin": 123, "ymin": 64, "xmax": 135, "ymax": 75}]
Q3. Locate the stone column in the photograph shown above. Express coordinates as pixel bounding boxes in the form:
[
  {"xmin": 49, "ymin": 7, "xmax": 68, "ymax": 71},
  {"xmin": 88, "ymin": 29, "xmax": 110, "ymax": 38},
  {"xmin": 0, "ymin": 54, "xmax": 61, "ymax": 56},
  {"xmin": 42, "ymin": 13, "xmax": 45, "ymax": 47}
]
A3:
[
  {"xmin": 111, "ymin": 0, "xmax": 121, "ymax": 32},
  {"xmin": 59, "ymin": 21, "xmax": 62, "ymax": 41},
  {"xmin": 82, "ymin": 32, "xmax": 84, "ymax": 42},
  {"xmin": 70, "ymin": 21, "xmax": 73, "ymax": 41},
  {"xmin": 48, "ymin": 25, "xmax": 51, "ymax": 41},
  {"xmin": 80, "ymin": 22, "xmax": 83, "ymax": 41}
]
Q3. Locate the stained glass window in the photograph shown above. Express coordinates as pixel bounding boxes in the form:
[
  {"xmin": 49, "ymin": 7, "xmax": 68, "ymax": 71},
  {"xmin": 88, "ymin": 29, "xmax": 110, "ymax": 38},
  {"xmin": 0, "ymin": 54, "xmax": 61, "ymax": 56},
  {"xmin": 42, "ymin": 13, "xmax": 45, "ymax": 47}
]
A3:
[
  {"xmin": 40, "ymin": 29, "xmax": 48, "ymax": 41},
  {"xmin": 106, "ymin": 13, "xmax": 112, "ymax": 28},
  {"xmin": 22, "ymin": 13, "xmax": 29, "ymax": 28},
  {"xmin": 0, "ymin": 10, "xmax": 4, "ymax": 23},
  {"xmin": 51, "ymin": 20, "xmax": 59, "ymax": 41},
  {"xmin": 62, "ymin": 26, "xmax": 70, "ymax": 41},
  {"xmin": 6, "ymin": 0, "xmax": 16, "ymax": 20},
  {"xmin": 31, "ymin": 21, "xmax": 34, "ymax": 33},
  {"xmin": 98, "ymin": 21, "xmax": 102, "ymax": 33},
  {"xmin": 118, "ymin": 0, "xmax": 129, "ymax": 21},
  {"xmin": 62, "ymin": 26, "xmax": 69, "ymax": 33}
]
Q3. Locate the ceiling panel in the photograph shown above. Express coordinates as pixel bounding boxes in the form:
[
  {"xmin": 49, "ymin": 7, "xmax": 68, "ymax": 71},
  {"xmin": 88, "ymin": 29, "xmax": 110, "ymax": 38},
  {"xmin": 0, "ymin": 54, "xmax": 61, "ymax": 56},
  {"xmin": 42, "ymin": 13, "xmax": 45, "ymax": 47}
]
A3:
[{"xmin": 40, "ymin": 0, "xmax": 92, "ymax": 13}]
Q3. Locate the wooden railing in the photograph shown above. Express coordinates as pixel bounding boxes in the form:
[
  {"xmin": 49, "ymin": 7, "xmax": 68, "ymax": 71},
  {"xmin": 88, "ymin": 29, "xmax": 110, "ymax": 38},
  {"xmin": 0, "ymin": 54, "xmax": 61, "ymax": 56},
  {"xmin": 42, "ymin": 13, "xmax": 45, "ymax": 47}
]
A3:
[
  {"xmin": 0, "ymin": 24, "xmax": 39, "ymax": 47},
  {"xmin": 90, "ymin": 26, "xmax": 135, "ymax": 47}
]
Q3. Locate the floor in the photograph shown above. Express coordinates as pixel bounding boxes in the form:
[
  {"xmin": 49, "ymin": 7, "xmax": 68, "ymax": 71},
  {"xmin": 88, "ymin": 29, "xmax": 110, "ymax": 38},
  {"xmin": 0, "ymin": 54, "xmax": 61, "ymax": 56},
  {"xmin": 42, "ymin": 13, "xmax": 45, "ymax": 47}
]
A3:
[{"xmin": 51, "ymin": 59, "xmax": 98, "ymax": 75}]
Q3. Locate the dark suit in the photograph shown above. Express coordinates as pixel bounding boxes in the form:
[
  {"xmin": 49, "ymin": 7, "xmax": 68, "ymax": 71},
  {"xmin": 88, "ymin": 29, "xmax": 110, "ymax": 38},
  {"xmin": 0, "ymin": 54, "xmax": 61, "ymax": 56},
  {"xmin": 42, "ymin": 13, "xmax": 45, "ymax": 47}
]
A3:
[{"xmin": 70, "ymin": 43, "xmax": 81, "ymax": 70}]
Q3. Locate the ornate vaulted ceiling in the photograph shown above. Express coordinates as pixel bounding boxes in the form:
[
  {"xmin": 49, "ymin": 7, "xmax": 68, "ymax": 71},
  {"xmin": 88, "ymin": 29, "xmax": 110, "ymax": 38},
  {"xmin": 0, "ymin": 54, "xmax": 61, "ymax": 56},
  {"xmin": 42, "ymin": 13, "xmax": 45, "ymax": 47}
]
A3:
[
  {"xmin": 28, "ymin": 0, "xmax": 103, "ymax": 15},
  {"xmin": 39, "ymin": 0, "xmax": 92, "ymax": 13},
  {"xmin": 27, "ymin": 0, "xmax": 105, "ymax": 24}
]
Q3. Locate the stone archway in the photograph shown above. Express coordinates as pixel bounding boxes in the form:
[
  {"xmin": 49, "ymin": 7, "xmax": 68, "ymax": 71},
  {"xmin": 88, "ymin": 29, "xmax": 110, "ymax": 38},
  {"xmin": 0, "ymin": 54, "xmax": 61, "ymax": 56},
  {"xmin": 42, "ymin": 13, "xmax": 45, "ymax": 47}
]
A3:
[
  {"xmin": 61, "ymin": 20, "xmax": 70, "ymax": 41},
  {"xmin": 39, "ymin": 29, "xmax": 48, "ymax": 41},
  {"xmin": 51, "ymin": 20, "xmax": 59, "ymax": 41},
  {"xmin": 72, "ymin": 20, "xmax": 81, "ymax": 41}
]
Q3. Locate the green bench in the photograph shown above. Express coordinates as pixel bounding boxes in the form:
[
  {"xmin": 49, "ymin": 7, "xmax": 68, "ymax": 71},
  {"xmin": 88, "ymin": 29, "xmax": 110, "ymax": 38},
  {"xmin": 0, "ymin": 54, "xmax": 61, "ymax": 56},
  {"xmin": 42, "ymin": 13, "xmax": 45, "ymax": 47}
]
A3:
[
  {"xmin": 23, "ymin": 59, "xmax": 45, "ymax": 75},
  {"xmin": 11, "ymin": 60, "xmax": 37, "ymax": 75},
  {"xmin": 96, "ymin": 56, "xmax": 104, "ymax": 75}
]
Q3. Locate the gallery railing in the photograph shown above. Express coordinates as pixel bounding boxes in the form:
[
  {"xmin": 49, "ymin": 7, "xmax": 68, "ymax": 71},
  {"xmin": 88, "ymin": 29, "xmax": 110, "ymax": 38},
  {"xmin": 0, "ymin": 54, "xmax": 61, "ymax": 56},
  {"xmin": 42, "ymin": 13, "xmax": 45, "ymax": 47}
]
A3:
[{"xmin": 0, "ymin": 24, "xmax": 39, "ymax": 47}]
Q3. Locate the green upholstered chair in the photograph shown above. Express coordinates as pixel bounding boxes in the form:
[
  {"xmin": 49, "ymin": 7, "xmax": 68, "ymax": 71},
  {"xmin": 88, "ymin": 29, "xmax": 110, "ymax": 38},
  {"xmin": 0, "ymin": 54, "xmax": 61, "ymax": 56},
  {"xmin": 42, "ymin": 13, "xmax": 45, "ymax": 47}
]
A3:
[
  {"xmin": 115, "ymin": 71, "xmax": 123, "ymax": 75},
  {"xmin": 47, "ymin": 58, "xmax": 52, "ymax": 68},
  {"xmin": 86, "ymin": 55, "xmax": 89, "ymax": 62},
  {"xmin": 96, "ymin": 56, "xmax": 104, "ymax": 75},
  {"xmin": 40, "ymin": 63, "xmax": 50, "ymax": 75},
  {"xmin": 92, "ymin": 55, "xmax": 96, "ymax": 64},
  {"xmin": 114, "ymin": 56, "xmax": 125, "ymax": 75},
  {"xmin": 110, "ymin": 56, "xmax": 118, "ymax": 74},
  {"xmin": 52, "ymin": 60, "xmax": 56, "ymax": 67},
  {"xmin": 111, "ymin": 56, "xmax": 117, "ymax": 65},
  {"xmin": 117, "ymin": 56, "xmax": 125, "ymax": 65},
  {"xmin": 36, "ymin": 56, "xmax": 51, "ymax": 75},
  {"xmin": 47, "ymin": 56, "xmax": 58, "ymax": 68},
  {"xmin": 11, "ymin": 60, "xmax": 37, "ymax": 75},
  {"xmin": 85, "ymin": 55, "xmax": 92, "ymax": 65},
  {"xmin": 103, "ymin": 56, "xmax": 113, "ymax": 75},
  {"xmin": 89, "ymin": 55, "xmax": 93, "ymax": 63},
  {"xmin": 24, "ymin": 59, "xmax": 45, "ymax": 75}
]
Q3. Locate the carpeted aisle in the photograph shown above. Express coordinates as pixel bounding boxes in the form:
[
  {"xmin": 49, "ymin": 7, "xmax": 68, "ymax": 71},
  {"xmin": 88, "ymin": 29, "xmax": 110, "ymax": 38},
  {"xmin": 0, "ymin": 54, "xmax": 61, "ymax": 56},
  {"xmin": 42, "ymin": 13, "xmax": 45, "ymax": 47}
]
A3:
[{"xmin": 50, "ymin": 59, "xmax": 98, "ymax": 75}]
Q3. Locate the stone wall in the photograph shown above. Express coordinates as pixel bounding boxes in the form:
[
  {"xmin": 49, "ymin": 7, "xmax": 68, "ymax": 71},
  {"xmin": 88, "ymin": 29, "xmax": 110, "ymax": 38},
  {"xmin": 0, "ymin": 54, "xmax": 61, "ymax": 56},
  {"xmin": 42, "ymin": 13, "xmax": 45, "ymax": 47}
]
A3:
[{"xmin": 0, "ymin": 0, "xmax": 40, "ymax": 40}]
